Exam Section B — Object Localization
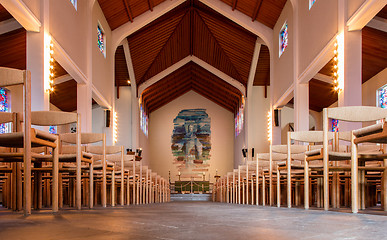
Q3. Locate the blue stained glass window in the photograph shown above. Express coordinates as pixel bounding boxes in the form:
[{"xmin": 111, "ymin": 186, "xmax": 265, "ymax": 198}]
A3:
[
  {"xmin": 331, "ymin": 119, "xmax": 339, "ymax": 132},
  {"xmin": 97, "ymin": 25, "xmax": 105, "ymax": 55},
  {"xmin": 235, "ymin": 104, "xmax": 244, "ymax": 137},
  {"xmin": 49, "ymin": 126, "xmax": 57, "ymax": 134},
  {"xmin": 309, "ymin": 0, "xmax": 317, "ymax": 10},
  {"xmin": 0, "ymin": 88, "xmax": 9, "ymax": 134},
  {"xmin": 70, "ymin": 0, "xmax": 77, "ymax": 10},
  {"xmin": 279, "ymin": 22, "xmax": 288, "ymax": 57},
  {"xmin": 140, "ymin": 104, "xmax": 148, "ymax": 136},
  {"xmin": 378, "ymin": 85, "xmax": 387, "ymax": 109}
]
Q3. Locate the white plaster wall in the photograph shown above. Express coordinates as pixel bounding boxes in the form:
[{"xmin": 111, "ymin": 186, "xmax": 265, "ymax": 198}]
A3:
[
  {"xmin": 92, "ymin": 105, "xmax": 112, "ymax": 146},
  {"xmin": 139, "ymin": 127, "xmax": 150, "ymax": 166},
  {"xmin": 273, "ymin": 0, "xmax": 294, "ymax": 105},
  {"xmin": 92, "ymin": 105, "xmax": 105, "ymax": 134},
  {"xmin": 21, "ymin": 0, "xmax": 40, "ymax": 19},
  {"xmin": 7, "ymin": 85, "xmax": 23, "ymax": 113},
  {"xmin": 92, "ymin": 2, "xmax": 113, "ymax": 106},
  {"xmin": 50, "ymin": 0, "xmax": 88, "ymax": 75},
  {"xmin": 148, "ymin": 91, "xmax": 234, "ymax": 182},
  {"xmin": 248, "ymin": 86, "xmax": 271, "ymax": 156},
  {"xmin": 348, "ymin": 0, "xmax": 366, "ymax": 19},
  {"xmin": 114, "ymin": 86, "xmax": 132, "ymax": 151},
  {"xmin": 280, "ymin": 105, "xmax": 316, "ymax": 144},
  {"xmin": 362, "ymin": 68, "xmax": 387, "ymax": 107},
  {"xmin": 234, "ymin": 123, "xmax": 245, "ymax": 169},
  {"xmin": 298, "ymin": 0, "xmax": 338, "ymax": 75}
]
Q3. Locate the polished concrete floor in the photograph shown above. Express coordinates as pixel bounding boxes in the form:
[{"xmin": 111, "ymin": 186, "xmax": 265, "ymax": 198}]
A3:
[{"xmin": 0, "ymin": 202, "xmax": 386, "ymax": 240}]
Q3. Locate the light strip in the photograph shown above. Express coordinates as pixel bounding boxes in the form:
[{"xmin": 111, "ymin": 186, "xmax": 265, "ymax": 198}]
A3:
[
  {"xmin": 44, "ymin": 33, "xmax": 54, "ymax": 93},
  {"xmin": 333, "ymin": 33, "xmax": 344, "ymax": 92},
  {"xmin": 113, "ymin": 111, "xmax": 118, "ymax": 143},
  {"xmin": 267, "ymin": 110, "xmax": 272, "ymax": 142}
]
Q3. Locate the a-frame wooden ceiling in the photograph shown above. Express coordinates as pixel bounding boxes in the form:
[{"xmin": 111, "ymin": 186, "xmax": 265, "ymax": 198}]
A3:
[
  {"xmin": 0, "ymin": 4, "xmax": 12, "ymax": 22},
  {"xmin": 98, "ymin": 0, "xmax": 286, "ymax": 30},
  {"xmin": 220, "ymin": 0, "xmax": 287, "ymax": 28},
  {"xmin": 141, "ymin": 62, "xmax": 242, "ymax": 114},
  {"xmin": 127, "ymin": 0, "xmax": 257, "ymax": 88}
]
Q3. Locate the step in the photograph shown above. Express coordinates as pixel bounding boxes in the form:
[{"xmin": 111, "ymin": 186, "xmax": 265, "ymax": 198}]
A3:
[{"xmin": 170, "ymin": 193, "xmax": 212, "ymax": 202}]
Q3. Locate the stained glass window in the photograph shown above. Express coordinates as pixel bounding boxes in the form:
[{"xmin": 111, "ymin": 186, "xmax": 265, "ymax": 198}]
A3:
[
  {"xmin": 309, "ymin": 0, "xmax": 317, "ymax": 10},
  {"xmin": 235, "ymin": 100, "xmax": 244, "ymax": 137},
  {"xmin": 279, "ymin": 22, "xmax": 288, "ymax": 57},
  {"xmin": 140, "ymin": 104, "xmax": 148, "ymax": 136},
  {"xmin": 0, "ymin": 88, "xmax": 9, "ymax": 134},
  {"xmin": 49, "ymin": 126, "xmax": 57, "ymax": 134},
  {"xmin": 97, "ymin": 25, "xmax": 105, "ymax": 56},
  {"xmin": 70, "ymin": 0, "xmax": 77, "ymax": 10},
  {"xmin": 331, "ymin": 119, "xmax": 339, "ymax": 132},
  {"xmin": 378, "ymin": 85, "xmax": 387, "ymax": 109}
]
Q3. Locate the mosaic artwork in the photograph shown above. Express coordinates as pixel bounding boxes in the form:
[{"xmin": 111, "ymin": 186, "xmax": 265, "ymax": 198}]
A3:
[{"xmin": 171, "ymin": 109, "xmax": 211, "ymax": 177}]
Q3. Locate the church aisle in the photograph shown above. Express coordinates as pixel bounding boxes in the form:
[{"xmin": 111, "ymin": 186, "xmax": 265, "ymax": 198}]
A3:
[{"xmin": 0, "ymin": 202, "xmax": 386, "ymax": 240}]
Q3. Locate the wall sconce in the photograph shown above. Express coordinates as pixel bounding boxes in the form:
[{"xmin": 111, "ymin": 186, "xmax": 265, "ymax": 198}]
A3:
[{"xmin": 242, "ymin": 148, "xmax": 248, "ymax": 158}]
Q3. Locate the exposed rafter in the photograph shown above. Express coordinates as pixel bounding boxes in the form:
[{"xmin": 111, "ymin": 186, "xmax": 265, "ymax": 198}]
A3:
[
  {"xmin": 252, "ymin": 0, "xmax": 263, "ymax": 22},
  {"xmin": 148, "ymin": 0, "xmax": 153, "ymax": 11},
  {"xmin": 141, "ymin": 62, "xmax": 242, "ymax": 114},
  {"xmin": 122, "ymin": 0, "xmax": 133, "ymax": 22},
  {"xmin": 232, "ymin": 0, "xmax": 238, "ymax": 11}
]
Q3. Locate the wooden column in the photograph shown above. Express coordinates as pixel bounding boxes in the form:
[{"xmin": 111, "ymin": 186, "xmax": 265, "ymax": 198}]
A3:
[
  {"xmin": 304, "ymin": 155, "xmax": 309, "ymax": 210},
  {"xmin": 52, "ymin": 137, "xmax": 59, "ymax": 212}
]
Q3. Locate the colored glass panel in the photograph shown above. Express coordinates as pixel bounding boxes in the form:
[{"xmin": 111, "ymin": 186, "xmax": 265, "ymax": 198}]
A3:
[
  {"xmin": 49, "ymin": 126, "xmax": 57, "ymax": 134},
  {"xmin": 70, "ymin": 0, "xmax": 77, "ymax": 10},
  {"xmin": 235, "ymin": 105, "xmax": 244, "ymax": 137},
  {"xmin": 97, "ymin": 25, "xmax": 104, "ymax": 54},
  {"xmin": 0, "ymin": 88, "xmax": 9, "ymax": 134},
  {"xmin": 309, "ymin": 0, "xmax": 317, "ymax": 10},
  {"xmin": 140, "ymin": 104, "xmax": 148, "ymax": 136},
  {"xmin": 279, "ymin": 22, "xmax": 288, "ymax": 57},
  {"xmin": 379, "ymin": 85, "xmax": 387, "ymax": 109},
  {"xmin": 331, "ymin": 119, "xmax": 339, "ymax": 132}
]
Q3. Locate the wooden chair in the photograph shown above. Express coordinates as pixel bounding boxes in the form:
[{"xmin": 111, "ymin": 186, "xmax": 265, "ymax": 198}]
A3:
[
  {"xmin": 0, "ymin": 67, "xmax": 32, "ymax": 215},
  {"xmin": 352, "ymin": 119, "xmax": 387, "ymax": 212},
  {"xmin": 59, "ymin": 132, "xmax": 100, "ymax": 210},
  {"xmin": 104, "ymin": 146, "xmax": 125, "ymax": 206},
  {"xmin": 323, "ymin": 106, "xmax": 387, "ymax": 213}
]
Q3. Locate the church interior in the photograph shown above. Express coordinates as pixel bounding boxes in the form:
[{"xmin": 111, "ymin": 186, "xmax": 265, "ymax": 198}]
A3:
[{"xmin": 0, "ymin": 0, "xmax": 386, "ymax": 239}]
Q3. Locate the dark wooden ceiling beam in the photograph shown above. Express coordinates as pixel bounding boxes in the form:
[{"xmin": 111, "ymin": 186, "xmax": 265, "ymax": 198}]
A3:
[
  {"xmin": 252, "ymin": 0, "xmax": 263, "ymax": 21},
  {"xmin": 148, "ymin": 0, "xmax": 153, "ymax": 11},
  {"xmin": 232, "ymin": 0, "xmax": 238, "ymax": 11},
  {"xmin": 195, "ymin": 9, "xmax": 245, "ymax": 84},
  {"xmin": 122, "ymin": 0, "xmax": 133, "ymax": 22}
]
